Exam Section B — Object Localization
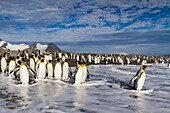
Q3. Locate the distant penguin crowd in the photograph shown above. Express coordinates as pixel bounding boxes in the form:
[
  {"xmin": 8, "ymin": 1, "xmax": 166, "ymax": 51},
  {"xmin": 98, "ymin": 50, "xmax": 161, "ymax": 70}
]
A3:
[
  {"xmin": 0, "ymin": 50, "xmax": 90, "ymax": 85},
  {"xmin": 0, "ymin": 50, "xmax": 169, "ymax": 88}
]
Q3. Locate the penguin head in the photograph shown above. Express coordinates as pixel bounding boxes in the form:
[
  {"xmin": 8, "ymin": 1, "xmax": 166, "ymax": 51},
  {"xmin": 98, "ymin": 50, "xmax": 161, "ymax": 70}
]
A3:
[
  {"xmin": 22, "ymin": 58, "xmax": 27, "ymax": 63},
  {"xmin": 141, "ymin": 65, "xmax": 150, "ymax": 70},
  {"xmin": 38, "ymin": 56, "xmax": 41, "ymax": 60},
  {"xmin": 57, "ymin": 58, "xmax": 60, "ymax": 62},
  {"xmin": 11, "ymin": 57, "xmax": 14, "ymax": 60},
  {"xmin": 65, "ymin": 59, "xmax": 68, "ymax": 62},
  {"xmin": 18, "ymin": 60, "xmax": 21, "ymax": 65},
  {"xmin": 16, "ymin": 56, "xmax": 19, "ymax": 59},
  {"xmin": 49, "ymin": 60, "xmax": 52, "ymax": 63},
  {"xmin": 41, "ymin": 59, "xmax": 44, "ymax": 62}
]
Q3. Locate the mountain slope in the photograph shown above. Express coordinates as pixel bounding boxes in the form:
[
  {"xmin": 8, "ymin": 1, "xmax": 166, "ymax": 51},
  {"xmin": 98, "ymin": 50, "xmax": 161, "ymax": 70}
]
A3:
[
  {"xmin": 0, "ymin": 39, "xmax": 61, "ymax": 52},
  {"xmin": 46, "ymin": 43, "xmax": 61, "ymax": 52}
]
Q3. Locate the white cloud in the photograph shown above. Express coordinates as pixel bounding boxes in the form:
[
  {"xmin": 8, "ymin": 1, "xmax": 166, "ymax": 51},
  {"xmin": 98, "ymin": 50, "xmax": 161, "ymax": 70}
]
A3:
[{"xmin": 0, "ymin": 0, "xmax": 169, "ymax": 55}]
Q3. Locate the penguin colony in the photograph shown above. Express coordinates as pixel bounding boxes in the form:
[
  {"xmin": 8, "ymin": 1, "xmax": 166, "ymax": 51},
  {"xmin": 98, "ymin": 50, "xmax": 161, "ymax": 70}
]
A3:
[
  {"xmin": 0, "ymin": 50, "xmax": 91, "ymax": 85},
  {"xmin": 0, "ymin": 50, "xmax": 170, "ymax": 90}
]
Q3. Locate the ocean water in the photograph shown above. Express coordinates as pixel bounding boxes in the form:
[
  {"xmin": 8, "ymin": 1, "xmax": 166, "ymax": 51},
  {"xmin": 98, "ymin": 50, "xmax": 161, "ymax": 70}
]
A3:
[{"xmin": 0, "ymin": 63, "xmax": 170, "ymax": 113}]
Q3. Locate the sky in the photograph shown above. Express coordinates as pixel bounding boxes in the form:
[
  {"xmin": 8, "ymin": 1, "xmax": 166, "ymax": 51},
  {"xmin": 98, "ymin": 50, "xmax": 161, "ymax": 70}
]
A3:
[{"xmin": 0, "ymin": 0, "xmax": 170, "ymax": 55}]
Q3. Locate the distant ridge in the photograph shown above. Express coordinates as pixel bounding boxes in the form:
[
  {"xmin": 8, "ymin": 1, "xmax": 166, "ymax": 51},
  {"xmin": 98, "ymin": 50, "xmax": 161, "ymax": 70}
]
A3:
[
  {"xmin": 0, "ymin": 39, "xmax": 62, "ymax": 52},
  {"xmin": 163, "ymin": 54, "xmax": 170, "ymax": 57},
  {"xmin": 46, "ymin": 43, "xmax": 61, "ymax": 52}
]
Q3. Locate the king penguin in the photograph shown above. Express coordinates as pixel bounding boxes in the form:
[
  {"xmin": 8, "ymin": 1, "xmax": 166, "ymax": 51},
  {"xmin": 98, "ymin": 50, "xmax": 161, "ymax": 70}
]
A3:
[
  {"xmin": 19, "ymin": 59, "xmax": 36, "ymax": 84},
  {"xmin": 62, "ymin": 59, "xmax": 72, "ymax": 81},
  {"xmin": 29, "ymin": 55, "xmax": 35, "ymax": 71},
  {"xmin": 82, "ymin": 61, "xmax": 89, "ymax": 83},
  {"xmin": 54, "ymin": 58, "xmax": 62, "ymax": 80},
  {"xmin": 1, "ymin": 54, "xmax": 7, "ymax": 73},
  {"xmin": 47, "ymin": 60, "xmax": 53, "ymax": 79},
  {"xmin": 20, "ymin": 61, "xmax": 29, "ymax": 84},
  {"xmin": 37, "ymin": 59, "xmax": 46, "ymax": 79},
  {"xmin": 129, "ymin": 65, "xmax": 150, "ymax": 90},
  {"xmin": 8, "ymin": 57, "xmax": 16, "ymax": 77},
  {"xmin": 74, "ymin": 63, "xmax": 83, "ymax": 84}
]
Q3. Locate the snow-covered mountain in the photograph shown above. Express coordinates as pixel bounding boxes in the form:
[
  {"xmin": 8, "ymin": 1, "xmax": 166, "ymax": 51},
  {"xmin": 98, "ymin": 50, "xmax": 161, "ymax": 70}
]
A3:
[{"xmin": 0, "ymin": 39, "xmax": 61, "ymax": 52}]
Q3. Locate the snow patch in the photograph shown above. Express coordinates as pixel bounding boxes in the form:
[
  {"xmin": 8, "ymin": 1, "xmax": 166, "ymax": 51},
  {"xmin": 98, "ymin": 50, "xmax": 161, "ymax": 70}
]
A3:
[
  {"xmin": 6, "ymin": 43, "xmax": 29, "ymax": 51},
  {"xmin": 36, "ymin": 43, "xmax": 48, "ymax": 51}
]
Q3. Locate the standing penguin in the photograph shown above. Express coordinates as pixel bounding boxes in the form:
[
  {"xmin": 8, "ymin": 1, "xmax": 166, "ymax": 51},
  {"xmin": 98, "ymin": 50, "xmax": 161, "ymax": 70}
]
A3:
[
  {"xmin": 37, "ymin": 59, "xmax": 46, "ymax": 79},
  {"xmin": 1, "ymin": 54, "xmax": 7, "ymax": 73},
  {"xmin": 129, "ymin": 65, "xmax": 150, "ymax": 90},
  {"xmin": 20, "ymin": 61, "xmax": 29, "ymax": 84},
  {"xmin": 81, "ymin": 62, "xmax": 89, "ymax": 83},
  {"xmin": 8, "ymin": 57, "xmax": 16, "ymax": 77},
  {"xmin": 11, "ymin": 60, "xmax": 36, "ymax": 84},
  {"xmin": 62, "ymin": 59, "xmax": 72, "ymax": 81},
  {"xmin": 29, "ymin": 55, "xmax": 35, "ymax": 71},
  {"xmin": 74, "ymin": 63, "xmax": 83, "ymax": 84},
  {"xmin": 47, "ymin": 60, "xmax": 53, "ymax": 79},
  {"xmin": 54, "ymin": 58, "xmax": 62, "ymax": 80}
]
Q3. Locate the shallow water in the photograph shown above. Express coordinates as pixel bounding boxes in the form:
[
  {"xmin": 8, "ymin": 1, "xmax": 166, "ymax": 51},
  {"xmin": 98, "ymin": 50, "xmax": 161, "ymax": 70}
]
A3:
[{"xmin": 0, "ymin": 63, "xmax": 170, "ymax": 113}]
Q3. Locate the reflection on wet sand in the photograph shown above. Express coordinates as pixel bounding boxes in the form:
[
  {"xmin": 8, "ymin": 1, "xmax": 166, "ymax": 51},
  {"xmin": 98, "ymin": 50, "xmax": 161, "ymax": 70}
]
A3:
[
  {"xmin": 0, "ymin": 75, "xmax": 29, "ymax": 109},
  {"xmin": 73, "ymin": 85, "xmax": 87, "ymax": 108},
  {"xmin": 129, "ymin": 92, "xmax": 148, "ymax": 113}
]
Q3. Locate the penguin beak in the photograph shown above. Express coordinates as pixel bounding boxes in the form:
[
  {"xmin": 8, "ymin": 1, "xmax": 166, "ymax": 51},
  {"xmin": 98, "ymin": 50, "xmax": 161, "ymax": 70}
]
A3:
[
  {"xmin": 146, "ymin": 66, "xmax": 150, "ymax": 68},
  {"xmin": 142, "ymin": 65, "xmax": 150, "ymax": 70}
]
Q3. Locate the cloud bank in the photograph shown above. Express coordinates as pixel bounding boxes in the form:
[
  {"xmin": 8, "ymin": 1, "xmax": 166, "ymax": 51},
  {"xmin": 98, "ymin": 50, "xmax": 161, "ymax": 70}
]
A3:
[{"xmin": 0, "ymin": 0, "xmax": 169, "ymax": 55}]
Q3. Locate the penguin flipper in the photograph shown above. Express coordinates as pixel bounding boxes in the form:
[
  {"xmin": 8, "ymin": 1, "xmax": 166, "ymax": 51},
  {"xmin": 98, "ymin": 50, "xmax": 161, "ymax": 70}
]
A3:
[
  {"xmin": 87, "ymin": 74, "xmax": 89, "ymax": 79},
  {"xmin": 129, "ymin": 71, "xmax": 143, "ymax": 85},
  {"xmin": 10, "ymin": 67, "xmax": 20, "ymax": 74},
  {"xmin": 27, "ymin": 66, "xmax": 37, "ymax": 78},
  {"xmin": 70, "ymin": 72, "xmax": 76, "ymax": 80},
  {"xmin": 13, "ymin": 69, "xmax": 20, "ymax": 79},
  {"xmin": 87, "ymin": 69, "xmax": 90, "ymax": 79},
  {"xmin": 4, "ymin": 65, "xmax": 9, "ymax": 73},
  {"xmin": 129, "ymin": 76, "xmax": 138, "ymax": 85}
]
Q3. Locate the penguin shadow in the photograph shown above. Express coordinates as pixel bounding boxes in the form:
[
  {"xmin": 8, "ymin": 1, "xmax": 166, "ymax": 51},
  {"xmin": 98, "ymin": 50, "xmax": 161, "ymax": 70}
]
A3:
[{"xmin": 107, "ymin": 78, "xmax": 134, "ymax": 90}]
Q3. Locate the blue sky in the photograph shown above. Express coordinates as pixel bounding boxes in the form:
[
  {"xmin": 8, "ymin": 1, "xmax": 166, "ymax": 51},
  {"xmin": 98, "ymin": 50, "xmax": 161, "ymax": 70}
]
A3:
[{"xmin": 0, "ymin": 0, "xmax": 170, "ymax": 55}]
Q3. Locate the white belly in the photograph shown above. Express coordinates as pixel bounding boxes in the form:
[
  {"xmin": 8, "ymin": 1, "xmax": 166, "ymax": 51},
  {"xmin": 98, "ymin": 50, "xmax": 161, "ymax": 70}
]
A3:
[
  {"xmin": 1, "ymin": 59, "xmax": 7, "ymax": 73},
  {"xmin": 20, "ymin": 66, "xmax": 29, "ymax": 84},
  {"xmin": 9, "ymin": 62, "xmax": 16, "ymax": 76},
  {"xmin": 94, "ymin": 57, "xmax": 97, "ymax": 64},
  {"xmin": 30, "ymin": 61, "xmax": 35, "ymax": 71},
  {"xmin": 82, "ymin": 67, "xmax": 87, "ymax": 83},
  {"xmin": 135, "ymin": 73, "xmax": 146, "ymax": 90},
  {"xmin": 37, "ymin": 64, "xmax": 46, "ymax": 79},
  {"xmin": 75, "ymin": 67, "xmax": 83, "ymax": 84},
  {"xmin": 54, "ymin": 64, "xmax": 62, "ymax": 79},
  {"xmin": 62, "ymin": 63, "xmax": 69, "ymax": 80},
  {"xmin": 47, "ymin": 64, "xmax": 53, "ymax": 79}
]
